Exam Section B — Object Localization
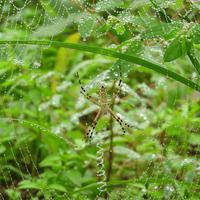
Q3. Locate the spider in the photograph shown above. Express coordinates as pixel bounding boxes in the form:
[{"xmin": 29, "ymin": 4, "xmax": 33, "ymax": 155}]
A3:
[{"xmin": 76, "ymin": 72, "xmax": 136, "ymax": 141}]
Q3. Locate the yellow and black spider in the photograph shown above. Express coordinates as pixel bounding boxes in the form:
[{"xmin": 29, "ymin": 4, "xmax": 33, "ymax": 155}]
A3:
[{"xmin": 76, "ymin": 71, "xmax": 138, "ymax": 140}]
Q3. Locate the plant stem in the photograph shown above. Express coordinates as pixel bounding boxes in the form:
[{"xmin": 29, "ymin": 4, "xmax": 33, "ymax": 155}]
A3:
[
  {"xmin": 107, "ymin": 82, "xmax": 116, "ymax": 182},
  {"xmin": 105, "ymin": 82, "xmax": 116, "ymax": 199},
  {"xmin": 187, "ymin": 49, "xmax": 200, "ymax": 75}
]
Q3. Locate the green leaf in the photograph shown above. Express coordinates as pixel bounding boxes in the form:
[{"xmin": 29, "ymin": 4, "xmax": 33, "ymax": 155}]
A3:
[
  {"xmin": 0, "ymin": 145, "xmax": 6, "ymax": 154},
  {"xmin": 41, "ymin": 131, "xmax": 67, "ymax": 153},
  {"xmin": 5, "ymin": 189, "xmax": 21, "ymax": 200},
  {"xmin": 2, "ymin": 165, "xmax": 27, "ymax": 178},
  {"xmin": 166, "ymin": 125, "xmax": 184, "ymax": 137},
  {"xmin": 164, "ymin": 37, "xmax": 186, "ymax": 62},
  {"xmin": 66, "ymin": 170, "xmax": 82, "ymax": 186},
  {"xmin": 33, "ymin": 13, "xmax": 83, "ymax": 38},
  {"xmin": 39, "ymin": 155, "xmax": 62, "ymax": 168},
  {"xmin": 78, "ymin": 14, "xmax": 96, "ymax": 38},
  {"xmin": 95, "ymin": 23, "xmax": 109, "ymax": 36},
  {"xmin": 15, "ymin": 132, "xmax": 36, "ymax": 147},
  {"xmin": 95, "ymin": 0, "xmax": 123, "ymax": 12},
  {"xmin": 109, "ymin": 59, "xmax": 131, "ymax": 80},
  {"xmin": 18, "ymin": 179, "xmax": 45, "ymax": 190},
  {"xmin": 48, "ymin": 184, "xmax": 67, "ymax": 192},
  {"xmin": 33, "ymin": 18, "xmax": 69, "ymax": 37},
  {"xmin": 114, "ymin": 146, "xmax": 141, "ymax": 160},
  {"xmin": 113, "ymin": 23, "xmax": 126, "ymax": 35},
  {"xmin": 191, "ymin": 25, "xmax": 200, "ymax": 44},
  {"xmin": 142, "ymin": 20, "xmax": 182, "ymax": 40},
  {"xmin": 39, "ymin": 0, "xmax": 57, "ymax": 16},
  {"xmin": 189, "ymin": 134, "xmax": 200, "ymax": 145}
]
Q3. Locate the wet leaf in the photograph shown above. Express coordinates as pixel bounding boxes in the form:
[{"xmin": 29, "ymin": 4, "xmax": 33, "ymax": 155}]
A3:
[
  {"xmin": 164, "ymin": 37, "xmax": 187, "ymax": 62},
  {"xmin": 78, "ymin": 14, "xmax": 96, "ymax": 38}
]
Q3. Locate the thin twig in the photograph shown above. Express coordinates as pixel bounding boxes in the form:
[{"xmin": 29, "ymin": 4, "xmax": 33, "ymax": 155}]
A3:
[{"xmin": 105, "ymin": 81, "xmax": 117, "ymax": 199}]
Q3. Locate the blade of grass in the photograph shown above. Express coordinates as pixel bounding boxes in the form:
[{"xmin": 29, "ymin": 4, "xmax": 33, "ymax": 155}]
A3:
[{"xmin": 0, "ymin": 40, "xmax": 200, "ymax": 92}]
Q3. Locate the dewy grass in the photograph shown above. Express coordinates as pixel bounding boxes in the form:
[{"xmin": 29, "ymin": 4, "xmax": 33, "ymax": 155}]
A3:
[{"xmin": 0, "ymin": 40, "xmax": 200, "ymax": 92}]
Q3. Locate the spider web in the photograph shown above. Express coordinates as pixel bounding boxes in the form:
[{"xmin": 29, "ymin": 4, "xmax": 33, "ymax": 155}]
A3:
[{"xmin": 0, "ymin": 0, "xmax": 200, "ymax": 199}]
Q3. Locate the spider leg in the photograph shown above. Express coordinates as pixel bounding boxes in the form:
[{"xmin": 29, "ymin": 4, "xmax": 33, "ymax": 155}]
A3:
[
  {"xmin": 87, "ymin": 109, "xmax": 102, "ymax": 141},
  {"xmin": 108, "ymin": 108, "xmax": 140, "ymax": 134},
  {"xmin": 118, "ymin": 65, "xmax": 122, "ymax": 88},
  {"xmin": 116, "ymin": 65, "xmax": 123, "ymax": 98},
  {"xmin": 76, "ymin": 72, "xmax": 99, "ymax": 106},
  {"xmin": 112, "ymin": 65, "xmax": 123, "ymax": 101},
  {"xmin": 108, "ymin": 108, "xmax": 126, "ymax": 135}
]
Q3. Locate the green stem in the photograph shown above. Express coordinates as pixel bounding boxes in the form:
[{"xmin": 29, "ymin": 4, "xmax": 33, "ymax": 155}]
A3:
[
  {"xmin": 0, "ymin": 40, "xmax": 200, "ymax": 92},
  {"xmin": 187, "ymin": 49, "xmax": 200, "ymax": 75},
  {"xmin": 107, "ymin": 81, "xmax": 116, "ymax": 183}
]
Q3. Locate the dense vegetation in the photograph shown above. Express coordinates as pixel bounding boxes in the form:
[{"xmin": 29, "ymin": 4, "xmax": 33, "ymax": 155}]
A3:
[{"xmin": 0, "ymin": 0, "xmax": 199, "ymax": 199}]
